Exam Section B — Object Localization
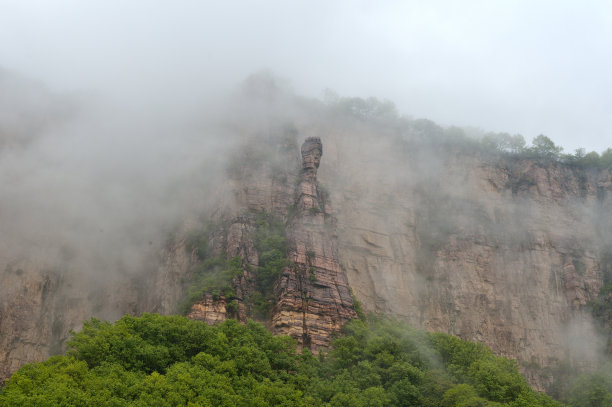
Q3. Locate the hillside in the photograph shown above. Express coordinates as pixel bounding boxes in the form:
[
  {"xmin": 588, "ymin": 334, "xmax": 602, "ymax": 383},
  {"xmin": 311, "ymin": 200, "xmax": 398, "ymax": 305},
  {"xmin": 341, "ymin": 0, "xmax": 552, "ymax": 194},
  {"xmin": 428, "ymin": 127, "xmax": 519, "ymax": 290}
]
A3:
[
  {"xmin": 0, "ymin": 314, "xmax": 570, "ymax": 406},
  {"xmin": 1, "ymin": 75, "xmax": 611, "ymax": 399}
]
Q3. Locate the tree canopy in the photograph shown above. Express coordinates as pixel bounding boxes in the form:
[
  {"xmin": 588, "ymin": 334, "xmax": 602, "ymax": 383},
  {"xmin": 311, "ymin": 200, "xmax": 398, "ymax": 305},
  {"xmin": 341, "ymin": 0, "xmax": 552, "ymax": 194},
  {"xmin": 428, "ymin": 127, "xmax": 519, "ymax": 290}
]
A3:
[{"xmin": 0, "ymin": 314, "xmax": 572, "ymax": 406}]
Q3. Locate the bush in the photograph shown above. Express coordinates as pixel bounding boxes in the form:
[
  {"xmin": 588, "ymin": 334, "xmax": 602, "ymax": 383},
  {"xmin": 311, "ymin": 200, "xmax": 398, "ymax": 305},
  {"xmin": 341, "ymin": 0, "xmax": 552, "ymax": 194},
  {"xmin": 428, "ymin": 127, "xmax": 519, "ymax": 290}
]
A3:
[{"xmin": 0, "ymin": 315, "xmax": 567, "ymax": 407}]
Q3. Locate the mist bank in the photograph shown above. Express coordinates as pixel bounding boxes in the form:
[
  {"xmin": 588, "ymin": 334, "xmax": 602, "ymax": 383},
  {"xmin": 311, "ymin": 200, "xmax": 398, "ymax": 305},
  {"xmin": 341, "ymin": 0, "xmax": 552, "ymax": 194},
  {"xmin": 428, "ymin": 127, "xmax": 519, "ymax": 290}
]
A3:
[
  {"xmin": 1, "ymin": 67, "xmax": 230, "ymax": 280},
  {"xmin": 1, "ymin": 70, "xmax": 611, "ymax": 396},
  {"xmin": 1, "ymin": 68, "xmax": 609, "ymax": 282}
]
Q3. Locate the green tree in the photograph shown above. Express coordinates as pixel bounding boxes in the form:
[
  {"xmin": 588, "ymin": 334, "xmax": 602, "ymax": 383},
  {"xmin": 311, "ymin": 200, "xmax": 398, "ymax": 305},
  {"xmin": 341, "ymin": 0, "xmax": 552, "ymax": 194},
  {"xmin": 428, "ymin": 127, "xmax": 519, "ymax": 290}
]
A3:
[
  {"xmin": 0, "ymin": 314, "xmax": 571, "ymax": 407},
  {"xmin": 481, "ymin": 133, "xmax": 526, "ymax": 154},
  {"xmin": 529, "ymin": 135, "xmax": 563, "ymax": 160}
]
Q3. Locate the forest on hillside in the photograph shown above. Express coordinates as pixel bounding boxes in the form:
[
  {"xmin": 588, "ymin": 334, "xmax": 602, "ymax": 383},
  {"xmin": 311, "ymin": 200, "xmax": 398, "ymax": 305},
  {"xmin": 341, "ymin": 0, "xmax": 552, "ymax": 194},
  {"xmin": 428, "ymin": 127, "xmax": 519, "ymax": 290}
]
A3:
[{"xmin": 1, "ymin": 314, "xmax": 611, "ymax": 407}]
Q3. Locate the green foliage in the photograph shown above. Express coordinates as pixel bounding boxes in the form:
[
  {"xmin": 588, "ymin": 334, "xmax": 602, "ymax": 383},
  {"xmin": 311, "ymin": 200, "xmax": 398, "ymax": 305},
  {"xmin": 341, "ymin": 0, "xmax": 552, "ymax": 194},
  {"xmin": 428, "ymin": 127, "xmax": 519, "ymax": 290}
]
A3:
[
  {"xmin": 481, "ymin": 133, "xmax": 527, "ymax": 155},
  {"xmin": 565, "ymin": 148, "xmax": 612, "ymax": 170},
  {"xmin": 505, "ymin": 171, "xmax": 536, "ymax": 194},
  {"xmin": 479, "ymin": 133, "xmax": 565, "ymax": 161},
  {"xmin": 226, "ymin": 300, "xmax": 239, "ymax": 316},
  {"xmin": 428, "ymin": 332, "xmax": 563, "ymax": 406},
  {"xmin": 251, "ymin": 212, "xmax": 289, "ymax": 318},
  {"xmin": 566, "ymin": 363, "xmax": 612, "ymax": 407},
  {"xmin": 323, "ymin": 90, "xmax": 610, "ymax": 172},
  {"xmin": 0, "ymin": 314, "xmax": 568, "ymax": 407},
  {"xmin": 350, "ymin": 289, "xmax": 366, "ymax": 321},
  {"xmin": 602, "ymin": 148, "xmax": 612, "ymax": 168},
  {"xmin": 478, "ymin": 130, "xmax": 612, "ymax": 171},
  {"xmin": 309, "ymin": 206, "xmax": 322, "ymax": 215},
  {"xmin": 572, "ymin": 258, "xmax": 586, "ymax": 276},
  {"xmin": 528, "ymin": 135, "xmax": 563, "ymax": 160},
  {"xmin": 180, "ymin": 255, "xmax": 243, "ymax": 315},
  {"xmin": 182, "ymin": 223, "xmax": 244, "ymax": 313},
  {"xmin": 324, "ymin": 91, "xmax": 398, "ymax": 121},
  {"xmin": 309, "ymin": 267, "xmax": 318, "ymax": 283},
  {"xmin": 304, "ymin": 317, "xmax": 561, "ymax": 406},
  {"xmin": 545, "ymin": 360, "xmax": 574, "ymax": 401},
  {"xmin": 441, "ymin": 383, "xmax": 488, "ymax": 407},
  {"xmin": 1, "ymin": 315, "xmax": 300, "ymax": 406},
  {"xmin": 600, "ymin": 250, "xmax": 612, "ymax": 286},
  {"xmin": 179, "ymin": 211, "xmax": 289, "ymax": 319},
  {"xmin": 184, "ymin": 223, "xmax": 216, "ymax": 260}
]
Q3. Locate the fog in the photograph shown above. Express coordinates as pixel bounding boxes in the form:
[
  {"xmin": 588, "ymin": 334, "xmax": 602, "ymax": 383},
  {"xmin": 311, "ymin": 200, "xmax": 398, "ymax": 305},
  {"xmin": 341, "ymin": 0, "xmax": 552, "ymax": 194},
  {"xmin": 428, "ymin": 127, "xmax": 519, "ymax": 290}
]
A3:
[
  {"xmin": 1, "ymin": 70, "xmax": 230, "ymax": 287},
  {"xmin": 2, "ymin": 1, "xmax": 612, "ymax": 152},
  {"xmin": 1, "ymin": 0, "xmax": 611, "ymax": 391}
]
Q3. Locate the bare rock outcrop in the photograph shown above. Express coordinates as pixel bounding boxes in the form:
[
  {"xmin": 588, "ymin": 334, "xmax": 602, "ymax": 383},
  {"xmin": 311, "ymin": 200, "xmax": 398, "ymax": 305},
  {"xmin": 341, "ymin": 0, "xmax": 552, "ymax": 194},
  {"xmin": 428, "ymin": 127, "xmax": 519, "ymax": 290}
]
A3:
[
  {"xmin": 185, "ymin": 137, "xmax": 357, "ymax": 350},
  {"xmin": 272, "ymin": 137, "xmax": 357, "ymax": 350},
  {"xmin": 2, "ymin": 122, "xmax": 611, "ymax": 394},
  {"xmin": 185, "ymin": 216, "xmax": 260, "ymax": 324},
  {"xmin": 0, "ymin": 256, "xmax": 143, "ymax": 384},
  {"xmin": 187, "ymin": 293, "xmax": 228, "ymax": 324},
  {"xmin": 319, "ymin": 138, "xmax": 612, "ymax": 391}
]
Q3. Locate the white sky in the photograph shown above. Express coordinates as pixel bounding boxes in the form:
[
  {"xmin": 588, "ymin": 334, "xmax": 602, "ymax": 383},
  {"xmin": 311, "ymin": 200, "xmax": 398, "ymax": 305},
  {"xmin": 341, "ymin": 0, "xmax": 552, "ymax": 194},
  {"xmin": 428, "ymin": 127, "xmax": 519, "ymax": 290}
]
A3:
[{"xmin": 1, "ymin": 0, "xmax": 611, "ymax": 152}]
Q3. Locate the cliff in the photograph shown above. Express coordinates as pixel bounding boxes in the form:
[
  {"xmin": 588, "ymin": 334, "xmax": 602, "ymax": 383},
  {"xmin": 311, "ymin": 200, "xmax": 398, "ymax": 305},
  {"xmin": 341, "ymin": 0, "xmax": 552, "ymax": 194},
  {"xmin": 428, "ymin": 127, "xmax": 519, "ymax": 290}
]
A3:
[
  {"xmin": 0, "ymin": 257, "xmax": 144, "ymax": 382},
  {"xmin": 179, "ymin": 129, "xmax": 612, "ymax": 391},
  {"xmin": 1, "ymin": 93, "xmax": 611, "ymax": 393},
  {"xmin": 271, "ymin": 137, "xmax": 357, "ymax": 350},
  {"xmin": 185, "ymin": 136, "xmax": 357, "ymax": 351},
  {"xmin": 320, "ymin": 134, "xmax": 612, "ymax": 390}
]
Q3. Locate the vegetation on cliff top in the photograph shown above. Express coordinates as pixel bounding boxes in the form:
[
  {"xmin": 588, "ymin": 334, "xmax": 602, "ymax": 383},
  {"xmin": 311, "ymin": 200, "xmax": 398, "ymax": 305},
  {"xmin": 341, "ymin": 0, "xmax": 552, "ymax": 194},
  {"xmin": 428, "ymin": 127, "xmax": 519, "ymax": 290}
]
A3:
[
  {"xmin": 324, "ymin": 93, "xmax": 612, "ymax": 170},
  {"xmin": 0, "ymin": 313, "xmax": 574, "ymax": 407}
]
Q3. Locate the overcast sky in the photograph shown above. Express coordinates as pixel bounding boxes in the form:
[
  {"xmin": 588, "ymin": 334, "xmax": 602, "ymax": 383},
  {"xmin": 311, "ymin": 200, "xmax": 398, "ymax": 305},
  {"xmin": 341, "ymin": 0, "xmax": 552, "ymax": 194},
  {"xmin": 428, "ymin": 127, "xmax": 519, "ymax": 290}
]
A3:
[{"xmin": 1, "ymin": 0, "xmax": 611, "ymax": 152}]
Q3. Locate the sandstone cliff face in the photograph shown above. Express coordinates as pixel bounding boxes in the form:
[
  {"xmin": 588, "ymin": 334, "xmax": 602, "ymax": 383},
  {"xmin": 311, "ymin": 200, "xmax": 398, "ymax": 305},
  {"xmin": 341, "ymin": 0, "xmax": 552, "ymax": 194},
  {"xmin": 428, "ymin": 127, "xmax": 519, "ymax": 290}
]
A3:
[
  {"xmin": 0, "ymin": 263, "xmax": 61, "ymax": 382},
  {"xmin": 316, "ymin": 134, "xmax": 612, "ymax": 390},
  {"xmin": 185, "ymin": 216, "xmax": 260, "ymax": 325},
  {"xmin": 187, "ymin": 293, "xmax": 229, "ymax": 324},
  {"xmin": 0, "ymin": 256, "xmax": 144, "ymax": 383},
  {"xmin": 272, "ymin": 137, "xmax": 357, "ymax": 350},
  {"xmin": 186, "ymin": 136, "xmax": 357, "ymax": 350},
  {"xmin": 2, "ymin": 111, "xmax": 611, "ymax": 393}
]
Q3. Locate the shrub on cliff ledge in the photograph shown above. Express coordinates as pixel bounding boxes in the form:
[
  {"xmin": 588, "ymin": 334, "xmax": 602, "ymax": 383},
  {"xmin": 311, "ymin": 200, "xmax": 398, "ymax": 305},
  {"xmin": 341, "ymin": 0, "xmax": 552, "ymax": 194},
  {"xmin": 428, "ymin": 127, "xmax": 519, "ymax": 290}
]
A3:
[
  {"xmin": 180, "ymin": 255, "xmax": 243, "ymax": 314},
  {"xmin": 251, "ymin": 211, "xmax": 289, "ymax": 318}
]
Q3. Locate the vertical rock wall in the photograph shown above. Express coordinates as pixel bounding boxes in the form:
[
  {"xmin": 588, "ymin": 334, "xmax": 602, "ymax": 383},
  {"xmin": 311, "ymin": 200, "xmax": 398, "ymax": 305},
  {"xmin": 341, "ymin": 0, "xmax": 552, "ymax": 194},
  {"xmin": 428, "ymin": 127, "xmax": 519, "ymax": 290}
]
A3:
[
  {"xmin": 272, "ymin": 137, "xmax": 357, "ymax": 350},
  {"xmin": 186, "ymin": 136, "xmax": 357, "ymax": 350},
  {"xmin": 0, "ymin": 257, "xmax": 143, "ymax": 384},
  {"xmin": 3, "ymin": 125, "xmax": 611, "ymax": 392},
  {"xmin": 318, "ymin": 137, "xmax": 612, "ymax": 390}
]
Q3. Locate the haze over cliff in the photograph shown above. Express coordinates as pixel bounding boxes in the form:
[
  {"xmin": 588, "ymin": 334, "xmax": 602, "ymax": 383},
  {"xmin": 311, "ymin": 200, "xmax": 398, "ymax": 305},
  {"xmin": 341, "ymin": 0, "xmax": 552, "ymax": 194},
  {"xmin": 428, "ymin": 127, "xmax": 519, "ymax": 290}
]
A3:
[{"xmin": 1, "ymin": 68, "xmax": 611, "ymax": 401}]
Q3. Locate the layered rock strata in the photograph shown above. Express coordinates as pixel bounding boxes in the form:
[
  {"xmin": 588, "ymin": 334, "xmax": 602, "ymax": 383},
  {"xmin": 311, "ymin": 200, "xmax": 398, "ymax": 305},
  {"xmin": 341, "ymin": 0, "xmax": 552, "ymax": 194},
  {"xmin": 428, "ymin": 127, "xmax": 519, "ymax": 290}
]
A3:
[
  {"xmin": 317, "ymin": 136, "xmax": 612, "ymax": 390},
  {"xmin": 186, "ymin": 137, "xmax": 357, "ymax": 351},
  {"xmin": 3, "ymin": 124, "xmax": 612, "ymax": 392},
  {"xmin": 187, "ymin": 293, "xmax": 228, "ymax": 324},
  {"xmin": 272, "ymin": 137, "xmax": 357, "ymax": 350},
  {"xmin": 187, "ymin": 217, "xmax": 259, "ymax": 324}
]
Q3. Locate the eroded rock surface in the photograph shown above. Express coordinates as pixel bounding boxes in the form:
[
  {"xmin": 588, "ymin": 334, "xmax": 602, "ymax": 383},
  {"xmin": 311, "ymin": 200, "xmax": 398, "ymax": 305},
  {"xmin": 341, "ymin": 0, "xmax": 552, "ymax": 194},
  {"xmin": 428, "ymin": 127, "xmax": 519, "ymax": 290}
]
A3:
[
  {"xmin": 0, "ymin": 256, "xmax": 143, "ymax": 384},
  {"xmin": 186, "ymin": 137, "xmax": 357, "ymax": 350},
  {"xmin": 187, "ymin": 293, "xmax": 228, "ymax": 324},
  {"xmin": 2, "ymin": 124, "xmax": 611, "ymax": 394},
  {"xmin": 272, "ymin": 137, "xmax": 357, "ymax": 350},
  {"xmin": 318, "ymin": 136, "xmax": 612, "ymax": 390}
]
